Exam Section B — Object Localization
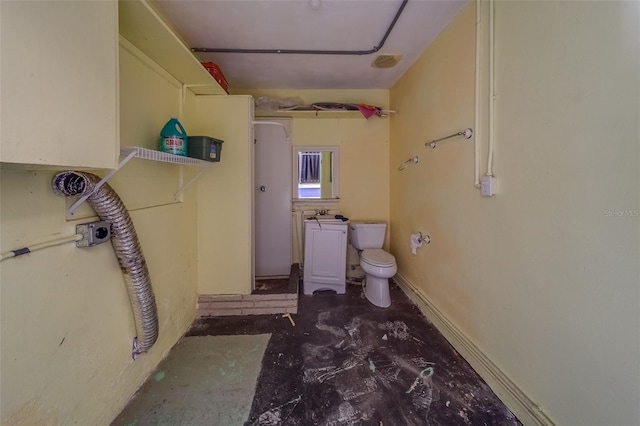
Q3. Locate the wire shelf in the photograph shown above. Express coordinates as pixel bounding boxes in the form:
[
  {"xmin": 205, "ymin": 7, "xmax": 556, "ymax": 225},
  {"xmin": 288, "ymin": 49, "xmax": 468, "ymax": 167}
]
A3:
[
  {"xmin": 67, "ymin": 146, "xmax": 215, "ymax": 216},
  {"xmin": 121, "ymin": 146, "xmax": 215, "ymax": 167}
]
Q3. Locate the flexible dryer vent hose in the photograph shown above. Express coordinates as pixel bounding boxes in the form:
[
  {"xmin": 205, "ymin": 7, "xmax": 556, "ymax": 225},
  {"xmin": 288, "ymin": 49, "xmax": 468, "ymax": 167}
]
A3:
[{"xmin": 52, "ymin": 171, "xmax": 158, "ymax": 358}]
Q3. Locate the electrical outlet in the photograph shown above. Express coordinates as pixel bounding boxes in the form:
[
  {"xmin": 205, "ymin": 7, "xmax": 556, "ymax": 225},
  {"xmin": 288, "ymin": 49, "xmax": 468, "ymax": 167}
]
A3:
[
  {"xmin": 480, "ymin": 175, "xmax": 497, "ymax": 197},
  {"xmin": 76, "ymin": 221, "xmax": 111, "ymax": 247}
]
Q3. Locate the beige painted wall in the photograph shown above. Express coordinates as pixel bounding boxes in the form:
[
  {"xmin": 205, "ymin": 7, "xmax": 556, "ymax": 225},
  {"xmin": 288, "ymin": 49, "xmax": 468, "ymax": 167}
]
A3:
[
  {"xmin": 191, "ymin": 95, "xmax": 255, "ymax": 295},
  {"xmin": 0, "ymin": 42, "xmax": 199, "ymax": 424},
  {"xmin": 291, "ymin": 115, "xmax": 390, "ymax": 222},
  {"xmin": 390, "ymin": 1, "xmax": 640, "ymax": 425}
]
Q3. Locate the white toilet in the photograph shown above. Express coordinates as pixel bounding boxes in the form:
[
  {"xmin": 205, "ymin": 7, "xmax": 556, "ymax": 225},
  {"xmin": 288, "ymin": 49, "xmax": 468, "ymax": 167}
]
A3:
[{"xmin": 349, "ymin": 222, "xmax": 397, "ymax": 308}]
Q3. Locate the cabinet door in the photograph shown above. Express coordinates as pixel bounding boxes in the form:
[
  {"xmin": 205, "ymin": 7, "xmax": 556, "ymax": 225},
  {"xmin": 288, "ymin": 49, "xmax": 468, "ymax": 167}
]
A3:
[
  {"xmin": 0, "ymin": 1, "xmax": 119, "ymax": 168},
  {"xmin": 304, "ymin": 223, "xmax": 347, "ymax": 286}
]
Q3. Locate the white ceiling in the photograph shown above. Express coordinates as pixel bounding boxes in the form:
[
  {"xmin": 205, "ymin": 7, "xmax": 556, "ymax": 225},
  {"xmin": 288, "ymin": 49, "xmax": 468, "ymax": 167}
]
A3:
[{"xmin": 152, "ymin": 0, "xmax": 468, "ymax": 90}]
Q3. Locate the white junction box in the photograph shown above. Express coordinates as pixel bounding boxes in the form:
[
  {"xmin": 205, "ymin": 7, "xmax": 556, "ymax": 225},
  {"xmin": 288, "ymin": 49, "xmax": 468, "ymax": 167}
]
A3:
[{"xmin": 480, "ymin": 175, "xmax": 497, "ymax": 197}]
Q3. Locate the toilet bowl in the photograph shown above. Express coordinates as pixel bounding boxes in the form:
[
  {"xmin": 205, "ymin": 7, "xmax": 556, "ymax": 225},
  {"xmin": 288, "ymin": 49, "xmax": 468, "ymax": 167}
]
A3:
[
  {"xmin": 360, "ymin": 248, "xmax": 397, "ymax": 308},
  {"xmin": 349, "ymin": 222, "xmax": 397, "ymax": 308}
]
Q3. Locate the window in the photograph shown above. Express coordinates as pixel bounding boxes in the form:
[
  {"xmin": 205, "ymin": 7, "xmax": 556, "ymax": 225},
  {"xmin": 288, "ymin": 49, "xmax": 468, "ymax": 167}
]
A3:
[
  {"xmin": 293, "ymin": 146, "xmax": 339, "ymax": 199},
  {"xmin": 299, "ymin": 152, "xmax": 321, "ymax": 184}
]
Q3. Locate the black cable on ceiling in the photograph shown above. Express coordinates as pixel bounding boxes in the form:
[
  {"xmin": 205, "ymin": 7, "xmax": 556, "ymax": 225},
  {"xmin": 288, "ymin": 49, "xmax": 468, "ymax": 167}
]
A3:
[{"xmin": 190, "ymin": 0, "xmax": 408, "ymax": 56}]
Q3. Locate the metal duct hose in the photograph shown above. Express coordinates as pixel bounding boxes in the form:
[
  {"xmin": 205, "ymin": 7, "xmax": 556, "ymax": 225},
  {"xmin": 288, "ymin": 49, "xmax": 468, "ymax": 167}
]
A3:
[{"xmin": 52, "ymin": 171, "xmax": 158, "ymax": 358}]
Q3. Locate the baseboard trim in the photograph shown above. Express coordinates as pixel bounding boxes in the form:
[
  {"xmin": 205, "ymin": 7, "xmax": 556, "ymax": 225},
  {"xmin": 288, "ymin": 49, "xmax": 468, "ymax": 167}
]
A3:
[{"xmin": 394, "ymin": 273, "xmax": 555, "ymax": 426}]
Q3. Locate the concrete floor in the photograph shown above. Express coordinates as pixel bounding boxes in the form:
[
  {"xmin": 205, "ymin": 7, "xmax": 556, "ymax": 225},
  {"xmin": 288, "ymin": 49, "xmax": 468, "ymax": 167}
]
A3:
[
  {"xmin": 253, "ymin": 278, "xmax": 291, "ymax": 294},
  {"xmin": 114, "ymin": 280, "xmax": 520, "ymax": 425},
  {"xmin": 112, "ymin": 334, "xmax": 271, "ymax": 425}
]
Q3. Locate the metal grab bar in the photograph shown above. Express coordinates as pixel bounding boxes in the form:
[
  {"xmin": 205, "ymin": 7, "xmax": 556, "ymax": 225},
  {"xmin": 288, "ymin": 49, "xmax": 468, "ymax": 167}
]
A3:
[
  {"xmin": 398, "ymin": 155, "xmax": 419, "ymax": 171},
  {"xmin": 425, "ymin": 128, "xmax": 473, "ymax": 149}
]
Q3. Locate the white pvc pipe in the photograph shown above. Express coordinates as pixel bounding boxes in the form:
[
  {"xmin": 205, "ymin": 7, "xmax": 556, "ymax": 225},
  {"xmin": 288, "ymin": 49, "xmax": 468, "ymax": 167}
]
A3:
[
  {"xmin": 487, "ymin": 0, "xmax": 496, "ymax": 177},
  {"xmin": 0, "ymin": 234, "xmax": 82, "ymax": 261},
  {"xmin": 293, "ymin": 211, "xmax": 303, "ymax": 267},
  {"xmin": 252, "ymin": 120, "xmax": 290, "ymax": 141},
  {"xmin": 474, "ymin": 0, "xmax": 482, "ymax": 187}
]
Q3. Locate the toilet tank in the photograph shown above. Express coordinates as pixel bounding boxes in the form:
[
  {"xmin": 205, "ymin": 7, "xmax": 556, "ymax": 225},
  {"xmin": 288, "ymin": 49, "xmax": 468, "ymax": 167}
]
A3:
[{"xmin": 349, "ymin": 222, "xmax": 387, "ymax": 250}]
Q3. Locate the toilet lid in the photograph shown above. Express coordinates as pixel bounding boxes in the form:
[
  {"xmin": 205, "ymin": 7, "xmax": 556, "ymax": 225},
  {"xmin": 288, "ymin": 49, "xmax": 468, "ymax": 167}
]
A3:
[{"xmin": 361, "ymin": 249, "xmax": 396, "ymax": 267}]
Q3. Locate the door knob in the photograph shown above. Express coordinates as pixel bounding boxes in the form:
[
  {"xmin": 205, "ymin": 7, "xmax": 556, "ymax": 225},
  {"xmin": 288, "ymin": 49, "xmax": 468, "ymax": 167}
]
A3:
[{"xmin": 260, "ymin": 186, "xmax": 266, "ymax": 192}]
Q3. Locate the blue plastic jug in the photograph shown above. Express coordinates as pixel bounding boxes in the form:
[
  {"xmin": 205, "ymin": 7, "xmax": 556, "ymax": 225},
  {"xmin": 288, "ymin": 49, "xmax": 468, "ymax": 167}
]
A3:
[{"xmin": 159, "ymin": 117, "xmax": 188, "ymax": 156}]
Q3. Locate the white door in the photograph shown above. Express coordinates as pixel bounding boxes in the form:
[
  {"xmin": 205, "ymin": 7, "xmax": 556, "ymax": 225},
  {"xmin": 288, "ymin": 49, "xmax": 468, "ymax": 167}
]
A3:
[{"xmin": 254, "ymin": 119, "xmax": 292, "ymax": 277}]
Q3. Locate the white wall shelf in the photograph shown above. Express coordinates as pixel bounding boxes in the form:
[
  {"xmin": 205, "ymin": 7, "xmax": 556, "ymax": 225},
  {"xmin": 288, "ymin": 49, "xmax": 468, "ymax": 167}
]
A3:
[
  {"xmin": 255, "ymin": 109, "xmax": 395, "ymax": 119},
  {"xmin": 118, "ymin": 0, "xmax": 226, "ymax": 95},
  {"xmin": 121, "ymin": 146, "xmax": 215, "ymax": 167},
  {"xmin": 67, "ymin": 146, "xmax": 214, "ymax": 216}
]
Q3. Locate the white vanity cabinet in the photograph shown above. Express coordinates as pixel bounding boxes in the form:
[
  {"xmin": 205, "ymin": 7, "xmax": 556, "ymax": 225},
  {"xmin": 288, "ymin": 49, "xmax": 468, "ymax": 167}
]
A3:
[
  {"xmin": 303, "ymin": 220, "xmax": 348, "ymax": 295},
  {"xmin": 0, "ymin": 1, "xmax": 119, "ymax": 168}
]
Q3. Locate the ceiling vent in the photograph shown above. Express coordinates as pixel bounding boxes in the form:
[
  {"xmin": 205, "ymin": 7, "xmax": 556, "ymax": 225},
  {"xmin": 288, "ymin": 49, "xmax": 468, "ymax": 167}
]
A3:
[{"xmin": 371, "ymin": 54, "xmax": 402, "ymax": 69}]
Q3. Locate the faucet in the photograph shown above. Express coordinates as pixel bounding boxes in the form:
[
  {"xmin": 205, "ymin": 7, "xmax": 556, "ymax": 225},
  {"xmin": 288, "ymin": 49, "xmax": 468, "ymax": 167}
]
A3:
[{"xmin": 316, "ymin": 209, "xmax": 328, "ymax": 216}]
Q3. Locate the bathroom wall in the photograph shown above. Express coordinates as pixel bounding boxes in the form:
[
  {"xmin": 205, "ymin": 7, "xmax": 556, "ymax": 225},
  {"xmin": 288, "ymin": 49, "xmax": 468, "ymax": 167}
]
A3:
[
  {"xmin": 233, "ymin": 89, "xmax": 391, "ymax": 264},
  {"xmin": 389, "ymin": 1, "xmax": 640, "ymax": 425},
  {"xmin": 0, "ymin": 40, "xmax": 199, "ymax": 424}
]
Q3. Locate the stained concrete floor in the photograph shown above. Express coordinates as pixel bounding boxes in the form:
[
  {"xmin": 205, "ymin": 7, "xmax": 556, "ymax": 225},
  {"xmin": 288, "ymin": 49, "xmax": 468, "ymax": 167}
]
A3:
[
  {"xmin": 253, "ymin": 278, "xmax": 292, "ymax": 295},
  {"xmin": 183, "ymin": 281, "xmax": 521, "ymax": 426},
  {"xmin": 113, "ymin": 335, "xmax": 271, "ymax": 425}
]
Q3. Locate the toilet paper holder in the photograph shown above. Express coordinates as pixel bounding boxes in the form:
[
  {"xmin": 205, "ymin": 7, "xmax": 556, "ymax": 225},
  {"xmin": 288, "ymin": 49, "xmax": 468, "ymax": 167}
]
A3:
[
  {"xmin": 410, "ymin": 232, "xmax": 430, "ymax": 255},
  {"xmin": 417, "ymin": 232, "xmax": 431, "ymax": 244}
]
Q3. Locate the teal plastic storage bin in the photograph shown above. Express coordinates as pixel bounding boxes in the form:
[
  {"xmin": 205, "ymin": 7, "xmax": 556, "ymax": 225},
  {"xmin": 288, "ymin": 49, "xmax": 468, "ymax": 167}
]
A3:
[{"xmin": 187, "ymin": 136, "xmax": 223, "ymax": 162}]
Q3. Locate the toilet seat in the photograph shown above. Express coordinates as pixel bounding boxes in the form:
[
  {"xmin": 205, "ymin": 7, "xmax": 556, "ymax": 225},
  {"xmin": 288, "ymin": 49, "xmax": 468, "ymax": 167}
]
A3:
[{"xmin": 361, "ymin": 249, "xmax": 396, "ymax": 267}]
